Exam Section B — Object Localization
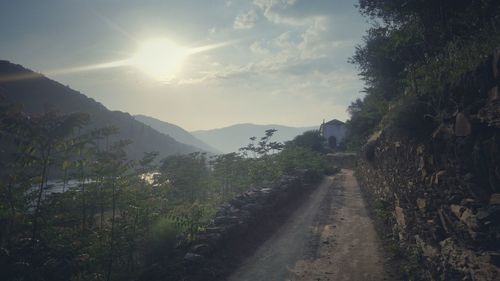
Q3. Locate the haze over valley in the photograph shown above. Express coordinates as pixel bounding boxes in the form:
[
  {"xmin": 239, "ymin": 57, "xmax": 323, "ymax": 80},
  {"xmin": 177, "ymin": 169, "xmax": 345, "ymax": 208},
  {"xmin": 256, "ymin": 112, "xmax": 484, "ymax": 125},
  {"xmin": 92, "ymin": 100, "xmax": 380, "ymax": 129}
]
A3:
[{"xmin": 0, "ymin": 59, "xmax": 320, "ymax": 156}]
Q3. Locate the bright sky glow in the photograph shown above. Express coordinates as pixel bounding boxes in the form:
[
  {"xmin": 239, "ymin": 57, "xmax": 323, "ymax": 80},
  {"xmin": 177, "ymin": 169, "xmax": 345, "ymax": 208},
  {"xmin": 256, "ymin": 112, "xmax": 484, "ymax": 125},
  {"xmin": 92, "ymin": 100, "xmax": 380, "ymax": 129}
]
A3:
[
  {"xmin": 131, "ymin": 38, "xmax": 188, "ymax": 81},
  {"xmin": 0, "ymin": 0, "xmax": 369, "ymax": 130}
]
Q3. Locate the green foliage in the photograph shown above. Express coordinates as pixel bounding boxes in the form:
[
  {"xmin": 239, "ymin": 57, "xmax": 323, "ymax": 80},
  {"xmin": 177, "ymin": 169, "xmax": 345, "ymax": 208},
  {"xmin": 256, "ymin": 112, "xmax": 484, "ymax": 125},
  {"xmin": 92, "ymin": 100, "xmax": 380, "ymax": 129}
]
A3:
[
  {"xmin": 159, "ymin": 152, "xmax": 208, "ymax": 204},
  {"xmin": 277, "ymin": 146, "xmax": 326, "ymax": 174},
  {"xmin": 373, "ymin": 199, "xmax": 392, "ymax": 223},
  {"xmin": 210, "ymin": 153, "xmax": 251, "ymax": 201},
  {"xmin": 286, "ymin": 130, "xmax": 325, "ymax": 153},
  {"xmin": 239, "ymin": 128, "xmax": 284, "ymax": 157},
  {"xmin": 145, "ymin": 217, "xmax": 182, "ymax": 262},
  {"xmin": 344, "ymin": 96, "xmax": 388, "ymax": 150},
  {"xmin": 232, "ymin": 129, "xmax": 332, "ymax": 187},
  {"xmin": 0, "ymin": 101, "xmax": 331, "ymax": 281},
  {"xmin": 345, "ymin": 0, "xmax": 500, "ymax": 149},
  {"xmin": 167, "ymin": 202, "xmax": 211, "ymax": 240},
  {"xmin": 381, "ymin": 96, "xmax": 435, "ymax": 140}
]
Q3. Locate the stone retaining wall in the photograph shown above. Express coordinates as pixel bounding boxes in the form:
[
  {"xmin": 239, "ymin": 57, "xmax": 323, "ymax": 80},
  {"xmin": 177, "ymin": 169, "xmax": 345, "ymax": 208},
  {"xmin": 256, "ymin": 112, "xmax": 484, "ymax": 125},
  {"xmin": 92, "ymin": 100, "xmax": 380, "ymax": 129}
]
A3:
[
  {"xmin": 186, "ymin": 169, "xmax": 321, "ymax": 260},
  {"xmin": 355, "ymin": 53, "xmax": 500, "ymax": 280}
]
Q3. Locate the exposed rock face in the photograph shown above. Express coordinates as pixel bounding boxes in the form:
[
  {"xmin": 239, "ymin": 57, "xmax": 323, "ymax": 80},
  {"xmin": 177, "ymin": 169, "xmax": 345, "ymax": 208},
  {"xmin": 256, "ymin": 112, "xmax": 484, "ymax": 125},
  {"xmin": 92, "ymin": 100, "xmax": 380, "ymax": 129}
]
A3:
[
  {"xmin": 357, "ymin": 135, "xmax": 500, "ymax": 280},
  {"xmin": 478, "ymin": 98, "xmax": 500, "ymax": 128},
  {"xmin": 355, "ymin": 53, "xmax": 500, "ymax": 280},
  {"xmin": 455, "ymin": 113, "xmax": 472, "ymax": 137}
]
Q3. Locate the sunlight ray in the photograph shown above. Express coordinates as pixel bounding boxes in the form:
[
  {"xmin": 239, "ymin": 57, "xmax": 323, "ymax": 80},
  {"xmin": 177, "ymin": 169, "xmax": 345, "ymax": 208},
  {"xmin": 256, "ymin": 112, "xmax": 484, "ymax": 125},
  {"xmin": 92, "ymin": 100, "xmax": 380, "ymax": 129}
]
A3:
[
  {"xmin": 0, "ymin": 40, "xmax": 236, "ymax": 83},
  {"xmin": 46, "ymin": 59, "xmax": 132, "ymax": 76},
  {"xmin": 187, "ymin": 40, "xmax": 238, "ymax": 55}
]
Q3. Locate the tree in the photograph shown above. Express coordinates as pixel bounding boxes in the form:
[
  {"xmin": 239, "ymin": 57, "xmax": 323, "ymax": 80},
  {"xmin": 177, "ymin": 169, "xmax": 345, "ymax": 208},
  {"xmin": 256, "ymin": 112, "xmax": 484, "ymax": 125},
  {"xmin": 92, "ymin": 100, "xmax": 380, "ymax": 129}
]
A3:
[
  {"xmin": 96, "ymin": 140, "xmax": 132, "ymax": 281},
  {"xmin": 210, "ymin": 153, "xmax": 251, "ymax": 201},
  {"xmin": 277, "ymin": 146, "xmax": 325, "ymax": 175},
  {"xmin": 345, "ymin": 0, "xmax": 500, "ymax": 150},
  {"xmin": 29, "ymin": 112, "xmax": 89, "ymax": 250},
  {"xmin": 159, "ymin": 152, "xmax": 208, "ymax": 204},
  {"xmin": 287, "ymin": 130, "xmax": 325, "ymax": 153}
]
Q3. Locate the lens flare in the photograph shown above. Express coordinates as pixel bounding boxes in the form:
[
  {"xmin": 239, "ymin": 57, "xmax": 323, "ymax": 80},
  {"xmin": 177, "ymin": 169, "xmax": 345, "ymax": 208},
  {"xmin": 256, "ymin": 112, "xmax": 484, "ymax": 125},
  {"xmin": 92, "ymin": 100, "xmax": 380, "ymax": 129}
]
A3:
[
  {"xmin": 131, "ymin": 38, "xmax": 189, "ymax": 81},
  {"xmin": 0, "ymin": 38, "xmax": 237, "ymax": 83}
]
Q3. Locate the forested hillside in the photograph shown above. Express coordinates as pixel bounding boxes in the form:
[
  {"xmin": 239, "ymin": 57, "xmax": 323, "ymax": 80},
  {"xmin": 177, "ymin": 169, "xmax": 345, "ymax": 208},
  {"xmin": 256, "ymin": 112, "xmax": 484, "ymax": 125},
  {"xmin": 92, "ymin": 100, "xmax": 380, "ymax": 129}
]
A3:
[
  {"xmin": 0, "ymin": 61, "xmax": 202, "ymax": 159},
  {"xmin": 134, "ymin": 114, "xmax": 219, "ymax": 154},
  {"xmin": 344, "ymin": 0, "xmax": 500, "ymax": 149}
]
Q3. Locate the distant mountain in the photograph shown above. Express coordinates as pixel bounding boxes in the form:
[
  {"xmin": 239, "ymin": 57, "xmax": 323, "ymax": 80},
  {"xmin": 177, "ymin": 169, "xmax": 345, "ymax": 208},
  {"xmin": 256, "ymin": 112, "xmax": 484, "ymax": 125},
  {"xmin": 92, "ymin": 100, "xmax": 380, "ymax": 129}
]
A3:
[
  {"xmin": 134, "ymin": 114, "xmax": 220, "ymax": 154},
  {"xmin": 192, "ymin": 123, "xmax": 318, "ymax": 153},
  {"xmin": 0, "ymin": 60, "xmax": 202, "ymax": 160}
]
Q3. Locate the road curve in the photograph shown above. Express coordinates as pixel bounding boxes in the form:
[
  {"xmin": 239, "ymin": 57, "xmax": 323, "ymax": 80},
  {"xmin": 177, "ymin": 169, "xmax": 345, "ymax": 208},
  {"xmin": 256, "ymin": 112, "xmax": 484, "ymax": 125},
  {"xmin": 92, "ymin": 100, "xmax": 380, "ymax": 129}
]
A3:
[{"xmin": 228, "ymin": 169, "xmax": 392, "ymax": 281}]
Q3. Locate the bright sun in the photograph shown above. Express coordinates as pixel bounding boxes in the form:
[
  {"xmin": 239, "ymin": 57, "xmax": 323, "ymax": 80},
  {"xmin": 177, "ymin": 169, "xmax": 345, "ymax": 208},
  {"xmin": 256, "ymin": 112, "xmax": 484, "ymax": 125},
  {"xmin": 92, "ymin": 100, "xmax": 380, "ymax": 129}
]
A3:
[{"xmin": 131, "ymin": 38, "xmax": 188, "ymax": 81}]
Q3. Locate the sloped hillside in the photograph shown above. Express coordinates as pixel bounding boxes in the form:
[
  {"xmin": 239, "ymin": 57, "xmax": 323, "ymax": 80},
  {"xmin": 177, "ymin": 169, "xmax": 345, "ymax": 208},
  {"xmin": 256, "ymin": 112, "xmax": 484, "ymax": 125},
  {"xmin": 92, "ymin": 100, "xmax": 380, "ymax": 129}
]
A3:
[
  {"xmin": 134, "ymin": 114, "xmax": 220, "ymax": 154},
  {"xmin": 192, "ymin": 123, "xmax": 318, "ymax": 153},
  {"xmin": 0, "ymin": 60, "xmax": 201, "ymax": 159}
]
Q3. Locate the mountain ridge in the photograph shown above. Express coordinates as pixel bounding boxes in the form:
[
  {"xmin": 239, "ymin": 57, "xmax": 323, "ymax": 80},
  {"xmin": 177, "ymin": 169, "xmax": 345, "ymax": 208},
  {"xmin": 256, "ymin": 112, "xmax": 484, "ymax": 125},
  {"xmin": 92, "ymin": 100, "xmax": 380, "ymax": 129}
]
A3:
[
  {"xmin": 134, "ymin": 114, "xmax": 220, "ymax": 154},
  {"xmin": 0, "ymin": 60, "xmax": 203, "ymax": 159},
  {"xmin": 191, "ymin": 122, "xmax": 317, "ymax": 133},
  {"xmin": 191, "ymin": 123, "xmax": 318, "ymax": 153}
]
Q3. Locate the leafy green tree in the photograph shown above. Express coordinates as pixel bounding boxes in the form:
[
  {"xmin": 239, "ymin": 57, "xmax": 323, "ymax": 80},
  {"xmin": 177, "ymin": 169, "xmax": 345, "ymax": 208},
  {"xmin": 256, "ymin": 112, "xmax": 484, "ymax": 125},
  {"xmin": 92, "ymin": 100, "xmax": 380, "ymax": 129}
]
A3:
[
  {"xmin": 287, "ymin": 130, "xmax": 325, "ymax": 153},
  {"xmin": 277, "ymin": 146, "xmax": 326, "ymax": 175},
  {"xmin": 0, "ymin": 101, "xmax": 35, "ymax": 249},
  {"xmin": 345, "ymin": 0, "xmax": 500, "ymax": 149},
  {"xmin": 159, "ymin": 152, "xmax": 208, "ymax": 204},
  {"xmin": 29, "ymin": 112, "xmax": 90, "ymax": 250},
  {"xmin": 210, "ymin": 153, "xmax": 250, "ymax": 201}
]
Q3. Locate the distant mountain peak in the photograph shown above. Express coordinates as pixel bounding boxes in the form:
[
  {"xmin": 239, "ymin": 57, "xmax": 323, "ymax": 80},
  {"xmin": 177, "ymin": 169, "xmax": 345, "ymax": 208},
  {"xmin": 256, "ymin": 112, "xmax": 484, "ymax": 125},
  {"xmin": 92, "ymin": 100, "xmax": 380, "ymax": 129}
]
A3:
[{"xmin": 191, "ymin": 123, "xmax": 318, "ymax": 153}]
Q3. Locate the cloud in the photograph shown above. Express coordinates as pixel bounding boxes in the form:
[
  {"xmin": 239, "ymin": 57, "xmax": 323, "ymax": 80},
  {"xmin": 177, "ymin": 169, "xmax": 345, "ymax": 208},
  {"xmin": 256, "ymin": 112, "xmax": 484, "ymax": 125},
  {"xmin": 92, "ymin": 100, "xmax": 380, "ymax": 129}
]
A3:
[
  {"xmin": 253, "ymin": 0, "xmax": 355, "ymax": 25},
  {"xmin": 233, "ymin": 10, "xmax": 258, "ymax": 29},
  {"xmin": 178, "ymin": 17, "xmax": 357, "ymax": 85},
  {"xmin": 250, "ymin": 41, "xmax": 270, "ymax": 55},
  {"xmin": 253, "ymin": 0, "xmax": 305, "ymax": 25},
  {"xmin": 0, "ymin": 0, "xmax": 368, "ymax": 130}
]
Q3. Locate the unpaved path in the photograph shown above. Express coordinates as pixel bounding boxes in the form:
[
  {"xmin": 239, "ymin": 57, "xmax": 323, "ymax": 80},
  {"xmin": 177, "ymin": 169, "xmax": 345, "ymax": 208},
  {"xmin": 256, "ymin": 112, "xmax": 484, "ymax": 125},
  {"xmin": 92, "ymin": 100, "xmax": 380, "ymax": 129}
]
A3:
[{"xmin": 228, "ymin": 169, "xmax": 392, "ymax": 281}]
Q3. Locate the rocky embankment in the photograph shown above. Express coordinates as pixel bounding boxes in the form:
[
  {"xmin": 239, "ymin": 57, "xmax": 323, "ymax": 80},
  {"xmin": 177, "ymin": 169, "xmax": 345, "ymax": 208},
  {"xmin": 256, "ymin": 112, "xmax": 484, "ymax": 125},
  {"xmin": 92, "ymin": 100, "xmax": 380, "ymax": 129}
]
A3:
[
  {"xmin": 186, "ymin": 169, "xmax": 321, "ymax": 261},
  {"xmin": 355, "ymin": 52, "xmax": 500, "ymax": 280}
]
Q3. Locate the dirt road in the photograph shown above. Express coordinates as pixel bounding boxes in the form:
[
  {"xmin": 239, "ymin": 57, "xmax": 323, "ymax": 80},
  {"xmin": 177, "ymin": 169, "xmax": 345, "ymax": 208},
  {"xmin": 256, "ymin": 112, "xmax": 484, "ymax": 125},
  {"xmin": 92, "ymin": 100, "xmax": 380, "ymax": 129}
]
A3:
[{"xmin": 228, "ymin": 169, "xmax": 392, "ymax": 281}]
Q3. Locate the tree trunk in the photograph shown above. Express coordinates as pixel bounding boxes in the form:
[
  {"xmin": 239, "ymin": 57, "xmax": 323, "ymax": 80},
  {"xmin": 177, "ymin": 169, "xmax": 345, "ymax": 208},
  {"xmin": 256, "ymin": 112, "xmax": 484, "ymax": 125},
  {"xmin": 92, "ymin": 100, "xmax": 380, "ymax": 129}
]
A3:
[
  {"xmin": 106, "ymin": 178, "xmax": 117, "ymax": 281},
  {"xmin": 4, "ymin": 179, "xmax": 15, "ymax": 248},
  {"xmin": 32, "ymin": 146, "xmax": 50, "ymax": 251}
]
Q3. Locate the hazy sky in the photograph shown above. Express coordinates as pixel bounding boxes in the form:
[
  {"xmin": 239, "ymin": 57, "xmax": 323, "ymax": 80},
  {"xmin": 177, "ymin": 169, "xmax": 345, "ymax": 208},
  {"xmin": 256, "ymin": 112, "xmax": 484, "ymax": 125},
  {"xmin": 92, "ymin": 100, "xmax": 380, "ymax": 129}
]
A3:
[{"xmin": 0, "ymin": 0, "xmax": 369, "ymax": 130}]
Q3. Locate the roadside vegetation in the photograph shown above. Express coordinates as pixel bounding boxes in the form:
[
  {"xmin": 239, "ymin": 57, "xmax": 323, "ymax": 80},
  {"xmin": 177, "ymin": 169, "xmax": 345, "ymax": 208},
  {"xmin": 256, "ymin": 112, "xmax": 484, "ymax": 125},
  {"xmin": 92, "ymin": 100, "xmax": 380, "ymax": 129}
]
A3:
[
  {"xmin": 344, "ymin": 0, "xmax": 500, "ymax": 150},
  {"xmin": 0, "ymin": 100, "xmax": 331, "ymax": 281},
  {"xmin": 347, "ymin": 1, "xmax": 500, "ymax": 279}
]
